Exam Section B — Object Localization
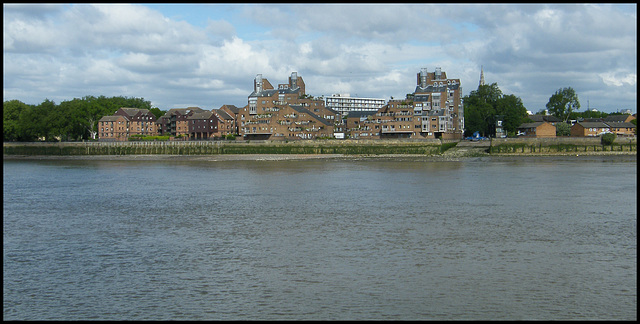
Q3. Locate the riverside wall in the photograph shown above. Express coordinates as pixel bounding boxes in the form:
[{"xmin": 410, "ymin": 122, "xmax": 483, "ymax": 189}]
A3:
[
  {"xmin": 3, "ymin": 139, "xmax": 445, "ymax": 156},
  {"xmin": 3, "ymin": 137, "xmax": 637, "ymax": 156},
  {"xmin": 489, "ymin": 137, "xmax": 636, "ymax": 154}
]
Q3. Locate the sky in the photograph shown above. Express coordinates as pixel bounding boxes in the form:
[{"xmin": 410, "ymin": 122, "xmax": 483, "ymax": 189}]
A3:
[{"xmin": 3, "ymin": 3, "xmax": 637, "ymax": 114}]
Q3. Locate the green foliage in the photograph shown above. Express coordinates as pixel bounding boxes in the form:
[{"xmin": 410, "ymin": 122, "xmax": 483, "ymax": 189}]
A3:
[
  {"xmin": 439, "ymin": 142, "xmax": 458, "ymax": 153},
  {"xmin": 555, "ymin": 122, "xmax": 571, "ymax": 136},
  {"xmin": 463, "ymin": 83, "xmax": 527, "ymax": 137},
  {"xmin": 601, "ymin": 133, "xmax": 616, "ymax": 145},
  {"xmin": 495, "ymin": 94, "xmax": 528, "ymax": 135},
  {"xmin": 569, "ymin": 109, "xmax": 608, "ymax": 120},
  {"xmin": 129, "ymin": 135, "xmax": 171, "ymax": 141},
  {"xmin": 546, "ymin": 87, "xmax": 580, "ymax": 122},
  {"xmin": 3, "ymin": 96, "xmax": 152, "ymax": 142},
  {"xmin": 225, "ymin": 134, "xmax": 237, "ymax": 140},
  {"xmin": 3, "ymin": 100, "xmax": 31, "ymax": 141},
  {"xmin": 149, "ymin": 107, "xmax": 166, "ymax": 119}
]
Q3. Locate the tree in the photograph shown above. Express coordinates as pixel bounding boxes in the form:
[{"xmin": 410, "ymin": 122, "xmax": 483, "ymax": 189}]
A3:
[
  {"xmin": 463, "ymin": 83, "xmax": 527, "ymax": 137},
  {"xmin": 495, "ymin": 94, "xmax": 528, "ymax": 135},
  {"xmin": 546, "ymin": 87, "xmax": 580, "ymax": 122},
  {"xmin": 150, "ymin": 107, "xmax": 166, "ymax": 119},
  {"xmin": 17, "ymin": 100, "xmax": 55, "ymax": 141},
  {"xmin": 463, "ymin": 97, "xmax": 494, "ymax": 137},
  {"xmin": 3, "ymin": 95, "xmax": 154, "ymax": 142},
  {"xmin": 3, "ymin": 100, "xmax": 31, "ymax": 141}
]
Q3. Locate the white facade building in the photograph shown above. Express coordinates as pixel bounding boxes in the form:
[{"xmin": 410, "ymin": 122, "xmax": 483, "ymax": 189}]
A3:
[{"xmin": 324, "ymin": 94, "xmax": 386, "ymax": 116}]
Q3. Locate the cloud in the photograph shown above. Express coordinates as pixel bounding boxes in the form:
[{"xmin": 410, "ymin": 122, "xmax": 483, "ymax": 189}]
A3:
[
  {"xmin": 206, "ymin": 19, "xmax": 236, "ymax": 45},
  {"xmin": 599, "ymin": 71, "xmax": 637, "ymax": 87},
  {"xmin": 3, "ymin": 3, "xmax": 637, "ymax": 113}
]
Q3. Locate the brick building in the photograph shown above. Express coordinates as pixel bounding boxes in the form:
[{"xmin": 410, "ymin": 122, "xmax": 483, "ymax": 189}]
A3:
[
  {"xmin": 239, "ymin": 72, "xmax": 335, "ymax": 140},
  {"xmin": 188, "ymin": 110, "xmax": 218, "ymax": 140},
  {"xmin": 341, "ymin": 67, "xmax": 464, "ymax": 140},
  {"xmin": 157, "ymin": 107, "xmax": 206, "ymax": 138},
  {"xmin": 411, "ymin": 67, "xmax": 464, "ymax": 139},
  {"xmin": 98, "ymin": 107, "xmax": 157, "ymax": 141},
  {"xmin": 517, "ymin": 121, "xmax": 557, "ymax": 138},
  {"xmin": 570, "ymin": 122, "xmax": 611, "ymax": 137},
  {"xmin": 114, "ymin": 107, "xmax": 157, "ymax": 137},
  {"xmin": 98, "ymin": 115, "xmax": 130, "ymax": 141}
]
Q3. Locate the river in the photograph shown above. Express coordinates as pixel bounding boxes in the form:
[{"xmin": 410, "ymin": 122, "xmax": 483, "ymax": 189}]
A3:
[{"xmin": 3, "ymin": 155, "xmax": 636, "ymax": 320}]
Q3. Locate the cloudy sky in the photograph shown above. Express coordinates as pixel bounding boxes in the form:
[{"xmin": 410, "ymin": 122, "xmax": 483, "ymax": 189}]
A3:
[{"xmin": 3, "ymin": 3, "xmax": 637, "ymax": 113}]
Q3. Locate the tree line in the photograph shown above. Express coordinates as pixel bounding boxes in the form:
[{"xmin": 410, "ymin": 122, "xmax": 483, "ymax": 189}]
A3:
[
  {"xmin": 3, "ymin": 96, "xmax": 165, "ymax": 142},
  {"xmin": 463, "ymin": 84, "xmax": 633, "ymax": 137}
]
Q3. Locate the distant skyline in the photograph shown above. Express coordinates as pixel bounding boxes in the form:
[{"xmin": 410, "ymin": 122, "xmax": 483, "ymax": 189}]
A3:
[{"xmin": 3, "ymin": 3, "xmax": 637, "ymax": 113}]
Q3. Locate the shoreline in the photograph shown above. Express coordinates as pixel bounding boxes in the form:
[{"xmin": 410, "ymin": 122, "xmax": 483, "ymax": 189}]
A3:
[{"xmin": 4, "ymin": 151, "xmax": 636, "ymax": 162}]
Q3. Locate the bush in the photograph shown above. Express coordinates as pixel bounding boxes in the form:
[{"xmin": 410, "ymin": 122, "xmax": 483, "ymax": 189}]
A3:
[
  {"xmin": 555, "ymin": 122, "xmax": 571, "ymax": 136},
  {"xmin": 601, "ymin": 133, "xmax": 616, "ymax": 145}
]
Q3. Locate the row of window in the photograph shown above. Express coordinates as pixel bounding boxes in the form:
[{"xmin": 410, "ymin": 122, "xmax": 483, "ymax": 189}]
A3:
[{"xmin": 100, "ymin": 127, "xmax": 154, "ymax": 132}]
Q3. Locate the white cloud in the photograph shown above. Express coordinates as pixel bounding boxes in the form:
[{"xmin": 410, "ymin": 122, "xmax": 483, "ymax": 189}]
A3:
[
  {"xmin": 3, "ymin": 3, "xmax": 637, "ymax": 113},
  {"xmin": 600, "ymin": 72, "xmax": 637, "ymax": 87}
]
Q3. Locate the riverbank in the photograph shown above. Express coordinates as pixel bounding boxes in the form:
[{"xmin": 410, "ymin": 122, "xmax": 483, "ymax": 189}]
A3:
[
  {"xmin": 4, "ymin": 151, "xmax": 636, "ymax": 163},
  {"xmin": 3, "ymin": 137, "xmax": 636, "ymax": 160}
]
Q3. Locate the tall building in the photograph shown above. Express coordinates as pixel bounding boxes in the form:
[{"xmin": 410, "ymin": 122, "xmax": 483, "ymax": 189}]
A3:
[
  {"xmin": 479, "ymin": 65, "xmax": 485, "ymax": 87},
  {"xmin": 412, "ymin": 67, "xmax": 464, "ymax": 139},
  {"xmin": 341, "ymin": 67, "xmax": 464, "ymax": 140}
]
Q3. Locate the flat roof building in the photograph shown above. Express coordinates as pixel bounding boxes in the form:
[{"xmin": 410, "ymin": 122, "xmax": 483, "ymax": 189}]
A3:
[{"xmin": 324, "ymin": 94, "xmax": 386, "ymax": 117}]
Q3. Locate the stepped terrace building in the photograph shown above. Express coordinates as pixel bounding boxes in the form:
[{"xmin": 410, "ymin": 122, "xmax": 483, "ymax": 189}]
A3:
[{"xmin": 239, "ymin": 72, "xmax": 337, "ymax": 140}]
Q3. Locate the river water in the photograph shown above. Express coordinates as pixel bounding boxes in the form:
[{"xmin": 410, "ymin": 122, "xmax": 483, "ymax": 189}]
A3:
[{"xmin": 3, "ymin": 156, "xmax": 636, "ymax": 320}]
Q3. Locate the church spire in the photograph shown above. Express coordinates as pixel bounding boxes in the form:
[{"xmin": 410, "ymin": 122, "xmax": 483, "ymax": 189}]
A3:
[{"xmin": 479, "ymin": 65, "xmax": 485, "ymax": 87}]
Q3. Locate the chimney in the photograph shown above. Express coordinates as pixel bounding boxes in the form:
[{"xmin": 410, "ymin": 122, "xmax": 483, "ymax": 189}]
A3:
[
  {"xmin": 255, "ymin": 74, "xmax": 262, "ymax": 92},
  {"xmin": 420, "ymin": 68, "xmax": 428, "ymax": 88}
]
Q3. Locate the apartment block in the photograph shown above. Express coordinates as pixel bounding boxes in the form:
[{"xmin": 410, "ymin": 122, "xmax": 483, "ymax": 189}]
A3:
[
  {"xmin": 345, "ymin": 111, "xmax": 379, "ymax": 139},
  {"xmin": 114, "ymin": 107, "xmax": 157, "ymax": 137},
  {"xmin": 341, "ymin": 67, "xmax": 464, "ymax": 140},
  {"xmin": 239, "ymin": 72, "xmax": 334, "ymax": 140},
  {"xmin": 158, "ymin": 107, "xmax": 206, "ymax": 138},
  {"xmin": 247, "ymin": 72, "xmax": 317, "ymax": 115},
  {"xmin": 240, "ymin": 104, "xmax": 333, "ymax": 140},
  {"xmin": 325, "ymin": 94, "xmax": 386, "ymax": 116},
  {"xmin": 217, "ymin": 104, "xmax": 241, "ymax": 136},
  {"xmin": 98, "ymin": 107, "xmax": 157, "ymax": 141},
  {"xmin": 188, "ymin": 110, "xmax": 218, "ymax": 140},
  {"xmin": 98, "ymin": 115, "xmax": 130, "ymax": 142},
  {"xmin": 411, "ymin": 67, "xmax": 464, "ymax": 139},
  {"xmin": 212, "ymin": 109, "xmax": 235, "ymax": 138}
]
